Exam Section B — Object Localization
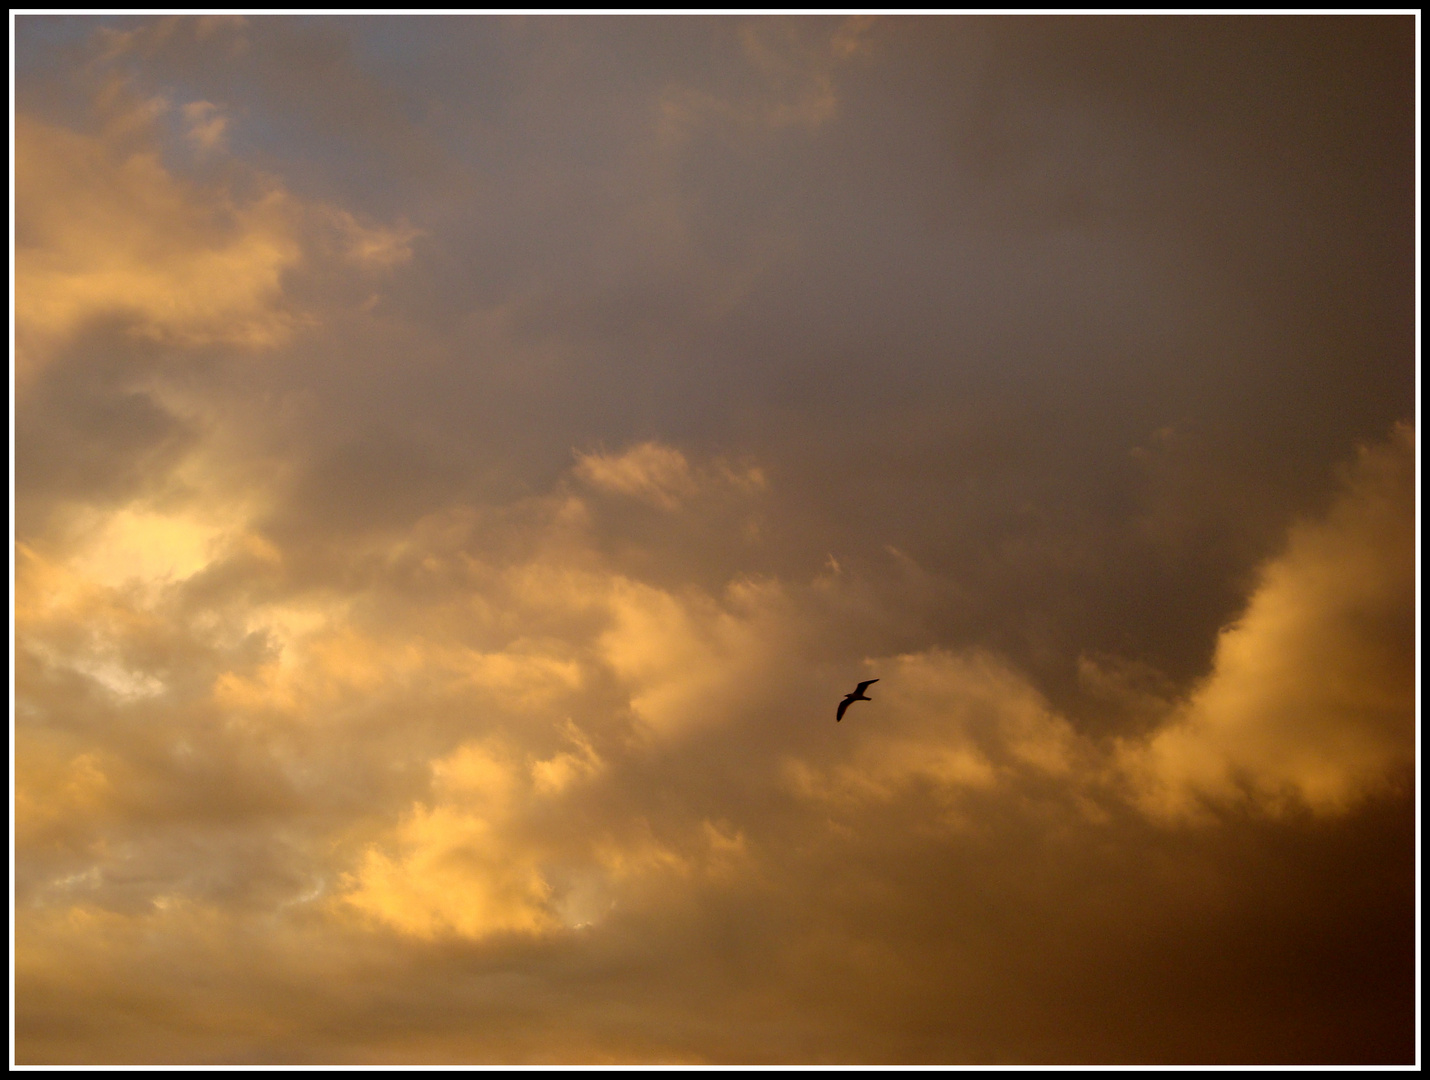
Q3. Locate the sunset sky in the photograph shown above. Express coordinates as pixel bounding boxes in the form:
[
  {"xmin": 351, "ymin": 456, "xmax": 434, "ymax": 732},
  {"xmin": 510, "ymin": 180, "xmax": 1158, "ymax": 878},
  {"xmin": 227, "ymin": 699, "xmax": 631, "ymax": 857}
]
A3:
[{"xmin": 12, "ymin": 14, "xmax": 1418, "ymax": 1065}]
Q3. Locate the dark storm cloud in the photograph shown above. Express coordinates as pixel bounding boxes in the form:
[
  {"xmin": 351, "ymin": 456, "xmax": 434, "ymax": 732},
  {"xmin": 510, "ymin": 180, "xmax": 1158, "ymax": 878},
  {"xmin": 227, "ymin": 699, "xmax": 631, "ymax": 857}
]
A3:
[{"xmin": 14, "ymin": 14, "xmax": 1416, "ymax": 1065}]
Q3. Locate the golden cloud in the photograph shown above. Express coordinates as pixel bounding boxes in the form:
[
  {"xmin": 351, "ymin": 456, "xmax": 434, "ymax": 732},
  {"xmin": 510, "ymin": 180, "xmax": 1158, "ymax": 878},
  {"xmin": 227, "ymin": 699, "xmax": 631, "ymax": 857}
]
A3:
[
  {"xmin": 15, "ymin": 80, "xmax": 422, "ymax": 384},
  {"xmin": 574, "ymin": 442, "xmax": 698, "ymax": 508},
  {"xmin": 341, "ymin": 740, "xmax": 558, "ymax": 939},
  {"xmin": 783, "ymin": 648, "xmax": 1087, "ymax": 822},
  {"xmin": 573, "ymin": 440, "xmax": 768, "ymax": 513},
  {"xmin": 1118, "ymin": 424, "xmax": 1416, "ymax": 819},
  {"xmin": 15, "ymin": 416, "xmax": 1416, "ymax": 1060},
  {"xmin": 15, "ymin": 110, "xmax": 301, "ymax": 367}
]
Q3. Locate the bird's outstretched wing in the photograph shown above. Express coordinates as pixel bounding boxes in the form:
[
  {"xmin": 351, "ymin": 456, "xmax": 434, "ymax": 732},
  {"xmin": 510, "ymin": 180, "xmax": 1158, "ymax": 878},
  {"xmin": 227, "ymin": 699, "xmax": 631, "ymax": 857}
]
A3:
[
  {"xmin": 836, "ymin": 697, "xmax": 852, "ymax": 722},
  {"xmin": 855, "ymin": 679, "xmax": 879, "ymax": 694}
]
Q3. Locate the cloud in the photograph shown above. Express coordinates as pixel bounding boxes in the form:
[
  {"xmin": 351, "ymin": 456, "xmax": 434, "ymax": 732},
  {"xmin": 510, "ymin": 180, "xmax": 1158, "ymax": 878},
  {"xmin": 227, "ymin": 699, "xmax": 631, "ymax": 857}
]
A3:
[
  {"xmin": 181, "ymin": 100, "xmax": 228, "ymax": 152},
  {"xmin": 14, "ymin": 108, "xmax": 301, "ymax": 367},
  {"xmin": 14, "ymin": 74, "xmax": 423, "ymax": 387},
  {"xmin": 14, "ymin": 426, "xmax": 1416, "ymax": 1063},
  {"xmin": 574, "ymin": 440, "xmax": 766, "ymax": 513},
  {"xmin": 784, "ymin": 648, "xmax": 1085, "ymax": 816},
  {"xmin": 340, "ymin": 740, "xmax": 559, "ymax": 939},
  {"xmin": 659, "ymin": 15, "xmax": 877, "ymax": 138},
  {"xmin": 317, "ymin": 205, "xmax": 425, "ymax": 269},
  {"xmin": 574, "ymin": 441, "xmax": 698, "ymax": 508},
  {"xmin": 1118, "ymin": 424, "xmax": 1416, "ymax": 819},
  {"xmin": 13, "ymin": 16, "xmax": 1414, "ymax": 1065}
]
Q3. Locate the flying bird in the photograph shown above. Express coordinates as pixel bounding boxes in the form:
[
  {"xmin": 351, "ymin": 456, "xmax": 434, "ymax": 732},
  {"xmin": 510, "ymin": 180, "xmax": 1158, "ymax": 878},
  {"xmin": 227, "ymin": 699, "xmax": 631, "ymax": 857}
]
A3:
[{"xmin": 836, "ymin": 679, "xmax": 879, "ymax": 722}]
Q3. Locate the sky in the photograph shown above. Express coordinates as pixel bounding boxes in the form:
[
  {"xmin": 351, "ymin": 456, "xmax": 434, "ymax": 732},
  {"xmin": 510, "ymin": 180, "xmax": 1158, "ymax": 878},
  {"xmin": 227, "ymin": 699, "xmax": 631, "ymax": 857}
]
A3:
[{"xmin": 11, "ymin": 14, "xmax": 1419, "ymax": 1065}]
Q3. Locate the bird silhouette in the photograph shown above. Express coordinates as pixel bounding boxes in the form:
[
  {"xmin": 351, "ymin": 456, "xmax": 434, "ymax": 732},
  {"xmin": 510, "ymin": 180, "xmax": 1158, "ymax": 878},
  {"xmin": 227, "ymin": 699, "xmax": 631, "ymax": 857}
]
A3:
[{"xmin": 836, "ymin": 679, "xmax": 879, "ymax": 722}]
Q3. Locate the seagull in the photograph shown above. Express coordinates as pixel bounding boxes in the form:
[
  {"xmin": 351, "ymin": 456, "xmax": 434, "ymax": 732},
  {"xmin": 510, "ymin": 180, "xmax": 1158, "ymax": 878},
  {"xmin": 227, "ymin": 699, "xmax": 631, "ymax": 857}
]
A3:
[{"xmin": 836, "ymin": 679, "xmax": 879, "ymax": 722}]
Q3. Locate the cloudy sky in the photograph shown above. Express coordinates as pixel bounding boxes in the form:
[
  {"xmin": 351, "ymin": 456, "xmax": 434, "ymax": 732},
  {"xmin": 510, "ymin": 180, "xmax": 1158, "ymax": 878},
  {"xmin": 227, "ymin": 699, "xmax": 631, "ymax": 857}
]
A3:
[{"xmin": 12, "ymin": 14, "xmax": 1417, "ymax": 1065}]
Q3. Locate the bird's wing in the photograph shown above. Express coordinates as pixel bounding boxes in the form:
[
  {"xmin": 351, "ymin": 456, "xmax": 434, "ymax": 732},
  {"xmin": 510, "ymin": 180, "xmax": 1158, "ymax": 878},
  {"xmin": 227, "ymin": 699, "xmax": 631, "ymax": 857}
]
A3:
[
  {"xmin": 855, "ymin": 679, "xmax": 879, "ymax": 693},
  {"xmin": 836, "ymin": 697, "xmax": 851, "ymax": 722}
]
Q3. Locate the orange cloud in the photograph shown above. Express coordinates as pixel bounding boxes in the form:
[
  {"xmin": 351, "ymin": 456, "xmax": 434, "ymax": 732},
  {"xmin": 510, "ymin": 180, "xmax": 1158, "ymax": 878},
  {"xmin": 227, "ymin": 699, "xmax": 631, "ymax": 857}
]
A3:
[
  {"xmin": 341, "ymin": 741, "xmax": 557, "ymax": 939},
  {"xmin": 15, "ymin": 110, "xmax": 301, "ymax": 368},
  {"xmin": 574, "ymin": 442, "xmax": 698, "ymax": 508},
  {"xmin": 573, "ymin": 440, "xmax": 767, "ymax": 512},
  {"xmin": 1118, "ymin": 424, "xmax": 1416, "ymax": 819},
  {"xmin": 15, "ymin": 80, "xmax": 422, "ymax": 385},
  {"xmin": 784, "ymin": 648, "xmax": 1087, "ymax": 821}
]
